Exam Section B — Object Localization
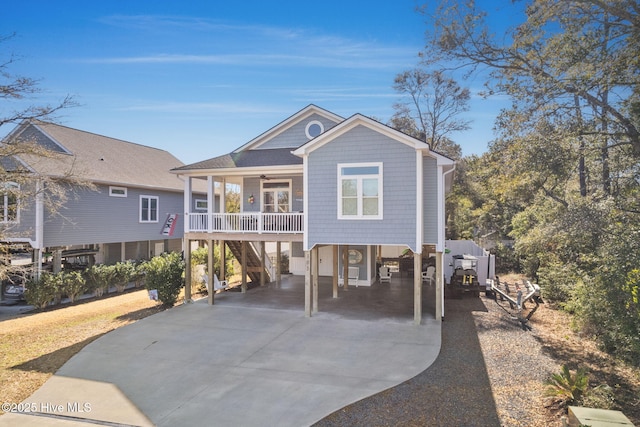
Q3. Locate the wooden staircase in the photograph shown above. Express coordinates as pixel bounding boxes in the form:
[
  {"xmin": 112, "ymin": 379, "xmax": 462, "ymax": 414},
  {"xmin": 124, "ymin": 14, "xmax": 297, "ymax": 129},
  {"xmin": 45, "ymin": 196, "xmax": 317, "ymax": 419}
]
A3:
[{"xmin": 225, "ymin": 240, "xmax": 271, "ymax": 284}]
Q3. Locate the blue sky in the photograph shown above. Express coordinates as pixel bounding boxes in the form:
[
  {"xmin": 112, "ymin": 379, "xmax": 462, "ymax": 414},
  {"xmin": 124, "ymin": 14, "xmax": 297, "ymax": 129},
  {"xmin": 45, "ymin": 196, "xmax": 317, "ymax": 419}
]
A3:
[{"xmin": 3, "ymin": 0, "xmax": 508, "ymax": 165}]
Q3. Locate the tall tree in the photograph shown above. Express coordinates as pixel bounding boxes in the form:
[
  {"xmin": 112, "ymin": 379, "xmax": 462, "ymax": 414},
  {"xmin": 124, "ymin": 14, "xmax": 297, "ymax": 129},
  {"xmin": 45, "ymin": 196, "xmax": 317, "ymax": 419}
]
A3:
[
  {"xmin": 420, "ymin": 0, "xmax": 640, "ymax": 364},
  {"xmin": 0, "ymin": 34, "xmax": 84, "ymax": 282},
  {"xmin": 390, "ymin": 68, "xmax": 469, "ymax": 159}
]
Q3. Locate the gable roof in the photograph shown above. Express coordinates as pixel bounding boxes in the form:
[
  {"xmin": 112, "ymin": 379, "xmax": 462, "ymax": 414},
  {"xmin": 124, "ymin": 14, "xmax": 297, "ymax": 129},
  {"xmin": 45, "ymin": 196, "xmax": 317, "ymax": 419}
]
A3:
[
  {"xmin": 3, "ymin": 121, "xmax": 191, "ymax": 192},
  {"xmin": 233, "ymin": 104, "xmax": 343, "ymax": 152},
  {"xmin": 292, "ymin": 113, "xmax": 456, "ymax": 166}
]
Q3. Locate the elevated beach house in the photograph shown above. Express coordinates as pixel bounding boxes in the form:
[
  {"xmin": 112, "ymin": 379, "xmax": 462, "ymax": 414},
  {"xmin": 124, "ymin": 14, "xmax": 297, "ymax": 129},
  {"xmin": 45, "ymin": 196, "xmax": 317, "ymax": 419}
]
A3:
[
  {"xmin": 1, "ymin": 120, "xmax": 203, "ymax": 277},
  {"xmin": 172, "ymin": 105, "xmax": 455, "ymax": 323}
]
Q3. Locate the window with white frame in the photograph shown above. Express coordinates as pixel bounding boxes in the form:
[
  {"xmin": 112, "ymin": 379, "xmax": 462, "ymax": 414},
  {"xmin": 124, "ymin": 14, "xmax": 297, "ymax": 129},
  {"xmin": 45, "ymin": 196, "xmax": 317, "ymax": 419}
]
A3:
[
  {"xmin": 109, "ymin": 186, "xmax": 127, "ymax": 197},
  {"xmin": 1, "ymin": 182, "xmax": 19, "ymax": 223},
  {"xmin": 338, "ymin": 163, "xmax": 383, "ymax": 219},
  {"xmin": 195, "ymin": 199, "xmax": 207, "ymax": 210},
  {"xmin": 140, "ymin": 195, "xmax": 158, "ymax": 223}
]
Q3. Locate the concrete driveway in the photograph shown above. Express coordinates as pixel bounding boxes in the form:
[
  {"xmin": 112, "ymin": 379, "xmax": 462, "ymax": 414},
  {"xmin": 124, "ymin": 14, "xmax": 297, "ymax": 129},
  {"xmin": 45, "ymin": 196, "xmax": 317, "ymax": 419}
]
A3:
[{"xmin": 1, "ymin": 277, "xmax": 441, "ymax": 426}]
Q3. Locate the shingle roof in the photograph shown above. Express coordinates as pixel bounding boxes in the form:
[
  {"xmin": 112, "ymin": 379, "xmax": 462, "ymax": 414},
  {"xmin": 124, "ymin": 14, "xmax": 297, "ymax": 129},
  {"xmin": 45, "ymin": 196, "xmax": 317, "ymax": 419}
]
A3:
[
  {"xmin": 172, "ymin": 148, "xmax": 302, "ymax": 172},
  {"xmin": 6, "ymin": 121, "xmax": 190, "ymax": 191}
]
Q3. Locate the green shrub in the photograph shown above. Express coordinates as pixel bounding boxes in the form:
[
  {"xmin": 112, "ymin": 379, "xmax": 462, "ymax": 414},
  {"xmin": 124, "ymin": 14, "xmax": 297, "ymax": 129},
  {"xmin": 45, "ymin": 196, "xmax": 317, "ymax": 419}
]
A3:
[
  {"xmin": 142, "ymin": 252, "xmax": 185, "ymax": 307},
  {"xmin": 112, "ymin": 261, "xmax": 135, "ymax": 292},
  {"xmin": 83, "ymin": 264, "xmax": 113, "ymax": 297},
  {"xmin": 24, "ymin": 274, "xmax": 58, "ymax": 310},
  {"xmin": 61, "ymin": 271, "xmax": 87, "ymax": 303},
  {"xmin": 132, "ymin": 263, "xmax": 146, "ymax": 288},
  {"xmin": 191, "ymin": 245, "xmax": 234, "ymax": 277}
]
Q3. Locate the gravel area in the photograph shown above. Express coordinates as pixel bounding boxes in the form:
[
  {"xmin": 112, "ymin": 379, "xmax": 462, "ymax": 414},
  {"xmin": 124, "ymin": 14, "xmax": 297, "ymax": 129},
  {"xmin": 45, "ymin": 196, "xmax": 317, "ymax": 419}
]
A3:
[{"xmin": 314, "ymin": 294, "xmax": 561, "ymax": 427}]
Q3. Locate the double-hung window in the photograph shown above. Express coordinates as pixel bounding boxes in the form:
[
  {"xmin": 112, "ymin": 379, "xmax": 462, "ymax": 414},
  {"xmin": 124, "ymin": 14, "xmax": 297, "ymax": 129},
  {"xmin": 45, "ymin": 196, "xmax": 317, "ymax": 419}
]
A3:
[
  {"xmin": 140, "ymin": 195, "xmax": 158, "ymax": 223},
  {"xmin": 338, "ymin": 163, "xmax": 383, "ymax": 219},
  {"xmin": 1, "ymin": 182, "xmax": 19, "ymax": 223}
]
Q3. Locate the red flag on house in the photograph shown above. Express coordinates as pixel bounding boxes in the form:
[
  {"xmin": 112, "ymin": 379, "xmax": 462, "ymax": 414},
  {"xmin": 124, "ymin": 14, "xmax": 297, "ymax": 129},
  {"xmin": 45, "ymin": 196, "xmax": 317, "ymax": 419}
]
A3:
[{"xmin": 161, "ymin": 214, "xmax": 178, "ymax": 236}]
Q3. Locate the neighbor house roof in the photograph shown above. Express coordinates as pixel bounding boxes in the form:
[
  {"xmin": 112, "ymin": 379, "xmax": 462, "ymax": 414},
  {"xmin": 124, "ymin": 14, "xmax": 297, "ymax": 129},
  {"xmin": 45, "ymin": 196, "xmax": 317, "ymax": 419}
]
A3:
[{"xmin": 3, "ymin": 121, "xmax": 193, "ymax": 192}]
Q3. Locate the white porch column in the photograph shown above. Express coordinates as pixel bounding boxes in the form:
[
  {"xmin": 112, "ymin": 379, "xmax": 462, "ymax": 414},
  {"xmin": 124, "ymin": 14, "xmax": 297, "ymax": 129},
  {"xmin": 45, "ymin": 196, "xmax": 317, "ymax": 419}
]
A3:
[
  {"xmin": 414, "ymin": 250, "xmax": 422, "ymax": 325},
  {"xmin": 436, "ymin": 251, "xmax": 443, "ymax": 320},
  {"xmin": 220, "ymin": 178, "xmax": 226, "ymax": 213},
  {"xmin": 207, "ymin": 176, "xmax": 214, "ymax": 233},
  {"xmin": 183, "ymin": 176, "xmax": 192, "ymax": 234}
]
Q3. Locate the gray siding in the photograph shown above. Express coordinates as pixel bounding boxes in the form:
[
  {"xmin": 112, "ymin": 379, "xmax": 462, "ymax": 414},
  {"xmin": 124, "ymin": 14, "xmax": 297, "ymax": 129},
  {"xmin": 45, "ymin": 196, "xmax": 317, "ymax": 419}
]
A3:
[
  {"xmin": 423, "ymin": 157, "xmax": 439, "ymax": 244},
  {"xmin": 257, "ymin": 113, "xmax": 340, "ymax": 150},
  {"xmin": 43, "ymin": 184, "xmax": 185, "ymax": 247},
  {"xmin": 307, "ymin": 125, "xmax": 418, "ymax": 249}
]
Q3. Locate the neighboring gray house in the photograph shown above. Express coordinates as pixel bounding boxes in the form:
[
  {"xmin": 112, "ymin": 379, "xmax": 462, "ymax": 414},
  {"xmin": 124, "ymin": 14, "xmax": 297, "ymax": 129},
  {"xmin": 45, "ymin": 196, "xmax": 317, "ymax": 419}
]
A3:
[
  {"xmin": 172, "ymin": 105, "xmax": 455, "ymax": 323},
  {"xmin": 1, "ymin": 120, "xmax": 203, "ymax": 275}
]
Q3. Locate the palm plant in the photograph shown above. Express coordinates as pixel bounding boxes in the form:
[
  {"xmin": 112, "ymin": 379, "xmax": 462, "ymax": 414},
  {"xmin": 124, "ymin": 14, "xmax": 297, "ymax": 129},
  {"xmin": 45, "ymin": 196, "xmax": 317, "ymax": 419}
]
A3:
[{"xmin": 545, "ymin": 365, "xmax": 589, "ymax": 406}]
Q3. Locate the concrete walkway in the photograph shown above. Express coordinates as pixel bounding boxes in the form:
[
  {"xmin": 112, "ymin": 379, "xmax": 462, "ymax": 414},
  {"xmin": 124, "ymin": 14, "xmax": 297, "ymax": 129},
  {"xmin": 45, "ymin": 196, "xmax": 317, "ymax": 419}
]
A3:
[{"xmin": 1, "ymin": 277, "xmax": 441, "ymax": 426}]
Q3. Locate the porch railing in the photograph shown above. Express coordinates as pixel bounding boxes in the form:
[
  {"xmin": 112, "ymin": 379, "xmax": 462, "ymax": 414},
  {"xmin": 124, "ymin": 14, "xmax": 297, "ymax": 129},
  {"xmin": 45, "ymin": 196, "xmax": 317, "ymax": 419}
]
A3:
[{"xmin": 187, "ymin": 212, "xmax": 304, "ymax": 234}]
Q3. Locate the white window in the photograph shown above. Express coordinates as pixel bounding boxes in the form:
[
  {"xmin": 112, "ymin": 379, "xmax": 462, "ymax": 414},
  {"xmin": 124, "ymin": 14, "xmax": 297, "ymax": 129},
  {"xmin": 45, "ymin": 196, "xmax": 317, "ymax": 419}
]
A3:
[
  {"xmin": 195, "ymin": 199, "xmax": 207, "ymax": 210},
  {"xmin": 1, "ymin": 182, "xmax": 19, "ymax": 223},
  {"xmin": 140, "ymin": 195, "xmax": 158, "ymax": 223},
  {"xmin": 109, "ymin": 186, "xmax": 127, "ymax": 197},
  {"xmin": 338, "ymin": 163, "xmax": 383, "ymax": 219},
  {"xmin": 261, "ymin": 181, "xmax": 291, "ymax": 213}
]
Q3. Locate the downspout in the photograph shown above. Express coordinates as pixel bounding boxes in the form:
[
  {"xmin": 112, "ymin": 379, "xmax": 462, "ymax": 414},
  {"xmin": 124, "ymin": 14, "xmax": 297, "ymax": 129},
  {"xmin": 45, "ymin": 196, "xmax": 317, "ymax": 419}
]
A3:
[
  {"xmin": 34, "ymin": 179, "xmax": 44, "ymax": 280},
  {"xmin": 439, "ymin": 164, "xmax": 456, "ymax": 320}
]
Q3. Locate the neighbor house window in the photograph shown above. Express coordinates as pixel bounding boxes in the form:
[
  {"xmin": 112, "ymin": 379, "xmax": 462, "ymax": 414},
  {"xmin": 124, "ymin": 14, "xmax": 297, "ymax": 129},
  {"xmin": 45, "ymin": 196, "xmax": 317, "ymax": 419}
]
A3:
[
  {"xmin": 1, "ymin": 182, "xmax": 19, "ymax": 223},
  {"xmin": 338, "ymin": 163, "xmax": 382, "ymax": 219},
  {"xmin": 140, "ymin": 195, "xmax": 158, "ymax": 223},
  {"xmin": 109, "ymin": 186, "xmax": 127, "ymax": 197},
  {"xmin": 195, "ymin": 199, "xmax": 207, "ymax": 210}
]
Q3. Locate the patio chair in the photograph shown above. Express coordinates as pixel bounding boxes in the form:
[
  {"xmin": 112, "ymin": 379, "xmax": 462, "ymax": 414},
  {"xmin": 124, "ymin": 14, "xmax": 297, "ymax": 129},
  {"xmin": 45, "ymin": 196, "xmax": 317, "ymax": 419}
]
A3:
[
  {"xmin": 379, "ymin": 266, "xmax": 392, "ymax": 283},
  {"xmin": 421, "ymin": 266, "xmax": 435, "ymax": 285},
  {"xmin": 338, "ymin": 266, "xmax": 360, "ymax": 287},
  {"xmin": 203, "ymin": 273, "xmax": 229, "ymax": 291}
]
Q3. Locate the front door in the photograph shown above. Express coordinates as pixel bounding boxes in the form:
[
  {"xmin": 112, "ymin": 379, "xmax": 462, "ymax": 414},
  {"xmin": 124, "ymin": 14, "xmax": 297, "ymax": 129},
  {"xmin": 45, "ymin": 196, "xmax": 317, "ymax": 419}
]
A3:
[{"xmin": 262, "ymin": 181, "xmax": 291, "ymax": 213}]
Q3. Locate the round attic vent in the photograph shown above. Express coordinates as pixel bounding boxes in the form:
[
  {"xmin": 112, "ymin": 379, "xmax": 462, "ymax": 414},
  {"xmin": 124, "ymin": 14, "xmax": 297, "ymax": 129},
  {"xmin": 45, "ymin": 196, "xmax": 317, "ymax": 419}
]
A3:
[{"xmin": 305, "ymin": 120, "xmax": 324, "ymax": 139}]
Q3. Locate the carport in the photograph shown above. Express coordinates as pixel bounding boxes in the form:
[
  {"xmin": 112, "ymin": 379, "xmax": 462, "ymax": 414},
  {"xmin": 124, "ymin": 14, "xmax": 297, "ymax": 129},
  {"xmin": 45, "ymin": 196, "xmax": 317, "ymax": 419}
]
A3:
[{"xmin": 208, "ymin": 273, "xmax": 437, "ymax": 323}]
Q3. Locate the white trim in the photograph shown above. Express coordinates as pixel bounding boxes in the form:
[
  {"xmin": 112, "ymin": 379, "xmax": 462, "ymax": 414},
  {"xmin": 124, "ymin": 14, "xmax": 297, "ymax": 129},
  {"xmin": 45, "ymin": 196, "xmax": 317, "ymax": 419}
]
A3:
[
  {"xmin": 0, "ymin": 182, "xmax": 20, "ymax": 224},
  {"xmin": 304, "ymin": 120, "xmax": 324, "ymax": 139},
  {"xmin": 302, "ymin": 155, "xmax": 309, "ymax": 250},
  {"xmin": 416, "ymin": 152, "xmax": 424, "ymax": 252},
  {"xmin": 183, "ymin": 177, "xmax": 192, "ymax": 234},
  {"xmin": 437, "ymin": 164, "xmax": 456, "ymax": 252},
  {"xmin": 195, "ymin": 199, "xmax": 207, "ymax": 210},
  {"xmin": 35, "ymin": 180, "xmax": 44, "ymax": 249},
  {"xmin": 337, "ymin": 162, "xmax": 383, "ymax": 220},
  {"xmin": 109, "ymin": 186, "xmax": 127, "ymax": 197},
  {"xmin": 294, "ymin": 115, "xmax": 435, "ymax": 157},
  {"xmin": 139, "ymin": 195, "xmax": 159, "ymax": 223}
]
